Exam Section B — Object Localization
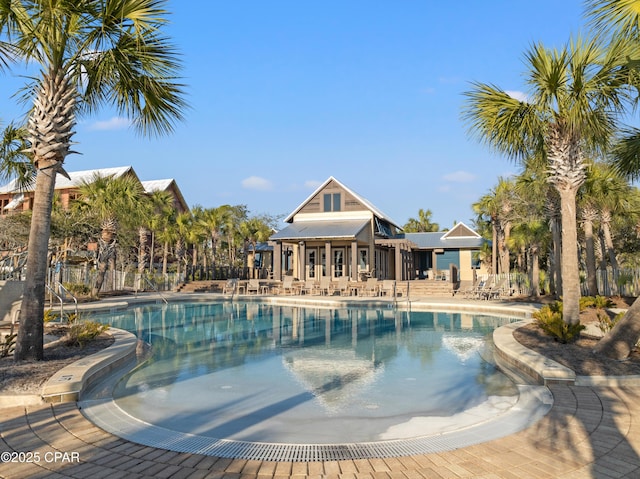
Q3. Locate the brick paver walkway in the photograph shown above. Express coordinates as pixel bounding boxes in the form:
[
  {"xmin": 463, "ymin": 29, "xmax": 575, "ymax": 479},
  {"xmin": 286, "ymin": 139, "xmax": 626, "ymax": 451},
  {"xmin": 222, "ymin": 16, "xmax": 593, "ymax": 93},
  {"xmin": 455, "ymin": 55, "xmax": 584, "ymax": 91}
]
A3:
[{"xmin": 1, "ymin": 385, "xmax": 639, "ymax": 478}]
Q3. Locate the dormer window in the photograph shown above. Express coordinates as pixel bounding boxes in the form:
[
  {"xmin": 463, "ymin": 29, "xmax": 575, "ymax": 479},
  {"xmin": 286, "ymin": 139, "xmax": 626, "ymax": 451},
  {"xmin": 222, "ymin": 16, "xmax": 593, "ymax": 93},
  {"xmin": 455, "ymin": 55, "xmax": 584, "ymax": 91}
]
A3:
[{"xmin": 323, "ymin": 193, "xmax": 341, "ymax": 212}]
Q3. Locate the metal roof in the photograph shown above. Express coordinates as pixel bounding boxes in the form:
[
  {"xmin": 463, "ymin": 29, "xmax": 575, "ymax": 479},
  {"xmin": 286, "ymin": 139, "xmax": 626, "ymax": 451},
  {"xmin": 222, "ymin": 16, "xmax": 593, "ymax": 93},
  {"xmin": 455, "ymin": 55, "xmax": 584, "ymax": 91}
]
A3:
[
  {"xmin": 0, "ymin": 166, "xmax": 133, "ymax": 193},
  {"xmin": 270, "ymin": 219, "xmax": 370, "ymax": 241},
  {"xmin": 400, "ymin": 232, "xmax": 485, "ymax": 249},
  {"xmin": 140, "ymin": 179, "xmax": 174, "ymax": 193}
]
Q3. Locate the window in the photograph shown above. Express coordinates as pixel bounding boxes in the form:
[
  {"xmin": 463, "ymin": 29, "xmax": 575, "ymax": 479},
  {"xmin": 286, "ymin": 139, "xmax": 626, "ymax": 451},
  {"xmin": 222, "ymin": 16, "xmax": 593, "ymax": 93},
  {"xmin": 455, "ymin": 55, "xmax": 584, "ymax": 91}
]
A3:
[
  {"xmin": 308, "ymin": 250, "xmax": 316, "ymax": 278},
  {"xmin": 333, "ymin": 250, "xmax": 344, "ymax": 277},
  {"xmin": 323, "ymin": 193, "xmax": 341, "ymax": 212},
  {"xmin": 358, "ymin": 249, "xmax": 368, "ymax": 270}
]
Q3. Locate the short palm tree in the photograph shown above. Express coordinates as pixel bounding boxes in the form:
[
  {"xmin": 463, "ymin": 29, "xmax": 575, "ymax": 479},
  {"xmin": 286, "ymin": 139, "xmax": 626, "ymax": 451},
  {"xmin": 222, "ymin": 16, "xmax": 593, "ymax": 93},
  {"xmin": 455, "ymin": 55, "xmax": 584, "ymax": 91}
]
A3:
[
  {"xmin": 2, "ymin": 1, "xmax": 187, "ymax": 361},
  {"xmin": 78, "ymin": 173, "xmax": 147, "ymax": 297},
  {"xmin": 463, "ymin": 36, "xmax": 634, "ymax": 325}
]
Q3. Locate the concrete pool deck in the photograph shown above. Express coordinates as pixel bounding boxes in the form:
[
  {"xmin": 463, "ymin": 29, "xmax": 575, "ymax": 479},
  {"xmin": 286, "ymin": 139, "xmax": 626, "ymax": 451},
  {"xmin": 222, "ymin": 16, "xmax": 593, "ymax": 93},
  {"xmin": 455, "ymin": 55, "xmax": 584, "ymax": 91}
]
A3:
[{"xmin": 1, "ymin": 293, "xmax": 640, "ymax": 478}]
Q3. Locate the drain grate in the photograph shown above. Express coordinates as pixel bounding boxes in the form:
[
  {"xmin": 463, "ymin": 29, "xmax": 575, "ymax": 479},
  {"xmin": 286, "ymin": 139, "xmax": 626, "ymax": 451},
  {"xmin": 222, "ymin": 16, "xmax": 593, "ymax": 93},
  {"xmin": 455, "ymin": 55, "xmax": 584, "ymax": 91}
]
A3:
[{"xmin": 80, "ymin": 385, "xmax": 552, "ymax": 462}]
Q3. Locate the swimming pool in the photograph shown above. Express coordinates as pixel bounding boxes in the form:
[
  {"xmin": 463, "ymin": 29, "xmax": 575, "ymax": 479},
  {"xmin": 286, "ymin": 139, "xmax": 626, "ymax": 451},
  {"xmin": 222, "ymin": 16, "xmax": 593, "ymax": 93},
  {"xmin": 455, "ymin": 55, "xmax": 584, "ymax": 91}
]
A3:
[{"xmin": 87, "ymin": 300, "xmax": 527, "ymax": 448}]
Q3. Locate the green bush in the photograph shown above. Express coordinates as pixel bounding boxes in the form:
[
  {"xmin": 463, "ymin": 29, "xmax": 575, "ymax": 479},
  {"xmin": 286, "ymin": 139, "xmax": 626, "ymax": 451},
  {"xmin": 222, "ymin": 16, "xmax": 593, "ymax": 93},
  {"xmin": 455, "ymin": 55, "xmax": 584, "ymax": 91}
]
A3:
[
  {"xmin": 580, "ymin": 295, "xmax": 614, "ymax": 310},
  {"xmin": 43, "ymin": 309, "xmax": 60, "ymax": 323},
  {"xmin": 597, "ymin": 311, "xmax": 624, "ymax": 335},
  {"xmin": 1, "ymin": 333, "xmax": 16, "ymax": 358},
  {"xmin": 62, "ymin": 282, "xmax": 91, "ymax": 296},
  {"xmin": 64, "ymin": 321, "xmax": 109, "ymax": 347},
  {"xmin": 533, "ymin": 301, "xmax": 585, "ymax": 343}
]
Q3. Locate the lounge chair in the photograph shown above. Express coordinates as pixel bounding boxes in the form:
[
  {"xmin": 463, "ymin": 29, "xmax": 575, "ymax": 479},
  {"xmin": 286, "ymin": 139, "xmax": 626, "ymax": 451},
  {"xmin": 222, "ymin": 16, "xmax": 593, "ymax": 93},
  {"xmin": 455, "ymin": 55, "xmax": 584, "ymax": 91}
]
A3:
[
  {"xmin": 474, "ymin": 276, "xmax": 495, "ymax": 299},
  {"xmin": 484, "ymin": 277, "xmax": 509, "ymax": 300},
  {"xmin": 362, "ymin": 278, "xmax": 379, "ymax": 296},
  {"xmin": 379, "ymin": 280, "xmax": 396, "ymax": 297},
  {"xmin": 462, "ymin": 278, "xmax": 481, "ymax": 298},
  {"xmin": 452, "ymin": 280, "xmax": 470, "ymax": 296}
]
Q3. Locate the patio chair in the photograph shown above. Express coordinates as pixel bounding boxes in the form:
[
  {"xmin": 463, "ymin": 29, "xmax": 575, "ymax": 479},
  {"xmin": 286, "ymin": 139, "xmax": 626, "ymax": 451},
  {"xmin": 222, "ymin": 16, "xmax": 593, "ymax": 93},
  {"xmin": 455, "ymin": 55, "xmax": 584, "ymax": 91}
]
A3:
[
  {"xmin": 278, "ymin": 275, "xmax": 297, "ymax": 295},
  {"xmin": 453, "ymin": 280, "xmax": 471, "ymax": 297},
  {"xmin": 333, "ymin": 276, "xmax": 350, "ymax": 296},
  {"xmin": 474, "ymin": 275, "xmax": 495, "ymax": 299},
  {"xmin": 379, "ymin": 280, "xmax": 396, "ymax": 297},
  {"xmin": 362, "ymin": 278, "xmax": 379, "ymax": 296},
  {"xmin": 222, "ymin": 278, "xmax": 238, "ymax": 294},
  {"xmin": 318, "ymin": 276, "xmax": 332, "ymax": 295},
  {"xmin": 484, "ymin": 277, "xmax": 509, "ymax": 300},
  {"xmin": 246, "ymin": 278, "xmax": 261, "ymax": 294},
  {"xmin": 300, "ymin": 279, "xmax": 318, "ymax": 295}
]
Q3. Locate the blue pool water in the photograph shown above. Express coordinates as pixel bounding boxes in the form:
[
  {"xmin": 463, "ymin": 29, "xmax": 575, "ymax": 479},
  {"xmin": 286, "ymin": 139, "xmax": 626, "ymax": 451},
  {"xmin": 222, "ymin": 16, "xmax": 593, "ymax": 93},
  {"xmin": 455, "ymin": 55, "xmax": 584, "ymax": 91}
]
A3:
[{"xmin": 94, "ymin": 301, "xmax": 519, "ymax": 443}]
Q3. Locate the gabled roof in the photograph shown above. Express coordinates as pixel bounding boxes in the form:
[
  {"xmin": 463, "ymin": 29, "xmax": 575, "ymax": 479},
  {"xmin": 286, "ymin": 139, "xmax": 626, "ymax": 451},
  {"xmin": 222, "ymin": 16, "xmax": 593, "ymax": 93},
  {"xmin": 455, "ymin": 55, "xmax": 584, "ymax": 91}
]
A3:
[
  {"xmin": 441, "ymin": 222, "xmax": 481, "ymax": 239},
  {"xmin": 400, "ymin": 223, "xmax": 485, "ymax": 250},
  {"xmin": 0, "ymin": 166, "xmax": 134, "ymax": 193},
  {"xmin": 401, "ymin": 232, "xmax": 485, "ymax": 249},
  {"xmin": 284, "ymin": 176, "xmax": 401, "ymax": 229},
  {"xmin": 140, "ymin": 179, "xmax": 174, "ymax": 193},
  {"xmin": 271, "ymin": 219, "xmax": 370, "ymax": 241}
]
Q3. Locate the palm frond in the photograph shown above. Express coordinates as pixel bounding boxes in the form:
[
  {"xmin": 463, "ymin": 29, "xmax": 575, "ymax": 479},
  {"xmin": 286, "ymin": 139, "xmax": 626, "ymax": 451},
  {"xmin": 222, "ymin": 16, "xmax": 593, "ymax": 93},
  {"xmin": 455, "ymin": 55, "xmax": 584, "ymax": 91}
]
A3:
[
  {"xmin": 0, "ymin": 122, "xmax": 35, "ymax": 189},
  {"xmin": 611, "ymin": 127, "xmax": 640, "ymax": 180},
  {"xmin": 585, "ymin": 0, "xmax": 640, "ymax": 40},
  {"xmin": 462, "ymin": 82, "xmax": 545, "ymax": 161}
]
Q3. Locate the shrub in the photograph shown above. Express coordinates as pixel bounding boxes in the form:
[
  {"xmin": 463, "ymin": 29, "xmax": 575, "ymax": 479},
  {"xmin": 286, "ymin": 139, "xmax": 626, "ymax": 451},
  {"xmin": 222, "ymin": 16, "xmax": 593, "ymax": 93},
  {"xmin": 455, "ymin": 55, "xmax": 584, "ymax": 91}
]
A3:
[
  {"xmin": 62, "ymin": 282, "xmax": 91, "ymax": 297},
  {"xmin": 43, "ymin": 309, "xmax": 60, "ymax": 323},
  {"xmin": 580, "ymin": 296, "xmax": 595, "ymax": 310},
  {"xmin": 580, "ymin": 295, "xmax": 614, "ymax": 310},
  {"xmin": 1, "ymin": 333, "xmax": 16, "ymax": 358},
  {"xmin": 533, "ymin": 301, "xmax": 585, "ymax": 343},
  {"xmin": 64, "ymin": 321, "xmax": 109, "ymax": 347},
  {"xmin": 597, "ymin": 311, "xmax": 624, "ymax": 335},
  {"xmin": 592, "ymin": 295, "xmax": 615, "ymax": 309}
]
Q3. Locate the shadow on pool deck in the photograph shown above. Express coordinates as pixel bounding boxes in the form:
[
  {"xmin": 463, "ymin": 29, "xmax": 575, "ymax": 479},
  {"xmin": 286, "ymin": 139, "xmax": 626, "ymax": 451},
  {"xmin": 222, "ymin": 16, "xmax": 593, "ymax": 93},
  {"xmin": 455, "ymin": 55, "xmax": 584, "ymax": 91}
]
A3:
[{"xmin": 1, "ymin": 293, "xmax": 640, "ymax": 477}]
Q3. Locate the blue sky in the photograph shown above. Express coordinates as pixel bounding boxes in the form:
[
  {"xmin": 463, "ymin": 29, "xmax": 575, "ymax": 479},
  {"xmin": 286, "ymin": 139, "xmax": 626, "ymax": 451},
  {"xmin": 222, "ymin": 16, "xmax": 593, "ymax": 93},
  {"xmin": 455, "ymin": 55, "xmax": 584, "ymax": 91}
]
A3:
[{"xmin": 1, "ymin": 1, "xmax": 587, "ymax": 228}]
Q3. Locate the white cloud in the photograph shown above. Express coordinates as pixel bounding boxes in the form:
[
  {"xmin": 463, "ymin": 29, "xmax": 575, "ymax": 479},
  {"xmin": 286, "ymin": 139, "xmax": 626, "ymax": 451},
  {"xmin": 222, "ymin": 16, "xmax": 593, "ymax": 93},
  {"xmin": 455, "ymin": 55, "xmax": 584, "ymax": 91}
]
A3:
[
  {"xmin": 242, "ymin": 176, "xmax": 273, "ymax": 191},
  {"xmin": 505, "ymin": 90, "xmax": 528, "ymax": 102},
  {"xmin": 88, "ymin": 117, "xmax": 131, "ymax": 131},
  {"xmin": 304, "ymin": 180, "xmax": 322, "ymax": 189},
  {"xmin": 442, "ymin": 170, "xmax": 476, "ymax": 183}
]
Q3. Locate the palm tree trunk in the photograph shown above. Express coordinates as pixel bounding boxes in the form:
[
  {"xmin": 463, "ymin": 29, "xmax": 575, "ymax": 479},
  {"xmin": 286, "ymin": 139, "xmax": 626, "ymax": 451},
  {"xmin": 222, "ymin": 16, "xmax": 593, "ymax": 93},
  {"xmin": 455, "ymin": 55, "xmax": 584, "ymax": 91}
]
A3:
[
  {"xmin": 558, "ymin": 189, "xmax": 581, "ymax": 325},
  {"xmin": 14, "ymin": 168, "xmax": 58, "ymax": 360},
  {"xmin": 593, "ymin": 296, "xmax": 640, "ymax": 360},
  {"xmin": 531, "ymin": 247, "xmax": 540, "ymax": 298},
  {"xmin": 551, "ymin": 216, "xmax": 562, "ymax": 298},
  {"xmin": 601, "ymin": 210, "xmax": 619, "ymax": 271},
  {"xmin": 582, "ymin": 215, "xmax": 599, "ymax": 296},
  {"xmin": 491, "ymin": 221, "xmax": 498, "ymax": 275},
  {"xmin": 162, "ymin": 240, "xmax": 169, "ymax": 275}
]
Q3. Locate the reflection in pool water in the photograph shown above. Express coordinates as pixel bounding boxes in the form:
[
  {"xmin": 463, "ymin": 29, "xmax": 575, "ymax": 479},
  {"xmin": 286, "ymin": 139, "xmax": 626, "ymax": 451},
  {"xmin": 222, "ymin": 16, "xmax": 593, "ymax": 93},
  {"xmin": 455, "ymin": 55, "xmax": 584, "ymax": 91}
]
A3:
[{"xmin": 95, "ymin": 301, "xmax": 519, "ymax": 443}]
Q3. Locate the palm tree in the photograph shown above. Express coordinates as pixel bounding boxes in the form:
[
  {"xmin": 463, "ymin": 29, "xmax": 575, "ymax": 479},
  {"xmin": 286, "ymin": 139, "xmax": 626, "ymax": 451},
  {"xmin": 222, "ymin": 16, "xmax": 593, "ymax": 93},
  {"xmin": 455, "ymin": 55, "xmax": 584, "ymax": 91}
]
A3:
[
  {"xmin": 77, "ymin": 173, "xmax": 147, "ymax": 296},
  {"xmin": 145, "ymin": 190, "xmax": 176, "ymax": 274},
  {"xmin": 0, "ymin": 122, "xmax": 34, "ymax": 190},
  {"xmin": 403, "ymin": 209, "xmax": 440, "ymax": 233},
  {"xmin": 239, "ymin": 217, "xmax": 274, "ymax": 277},
  {"xmin": 4, "ymin": 1, "xmax": 186, "ymax": 361},
  {"xmin": 200, "ymin": 206, "xmax": 231, "ymax": 278},
  {"xmin": 585, "ymin": 0, "xmax": 640, "ymax": 360},
  {"xmin": 472, "ymin": 178, "xmax": 517, "ymax": 275},
  {"xmin": 463, "ymin": 37, "xmax": 634, "ymax": 325}
]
